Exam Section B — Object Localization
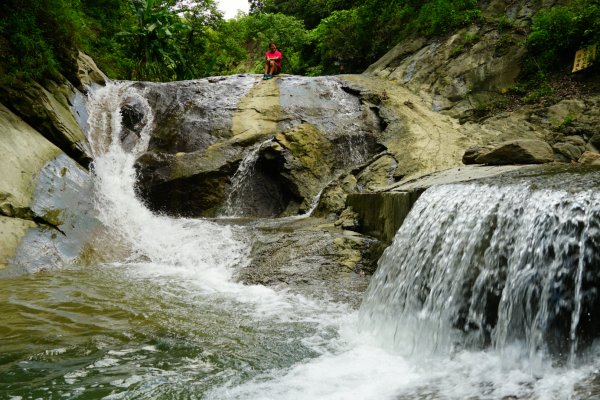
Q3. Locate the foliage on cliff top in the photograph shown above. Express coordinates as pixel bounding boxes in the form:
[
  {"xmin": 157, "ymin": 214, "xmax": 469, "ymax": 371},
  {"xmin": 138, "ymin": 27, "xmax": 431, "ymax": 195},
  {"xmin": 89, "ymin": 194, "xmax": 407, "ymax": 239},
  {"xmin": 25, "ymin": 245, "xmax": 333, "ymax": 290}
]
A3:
[
  {"xmin": 0, "ymin": 0, "xmax": 84, "ymax": 84},
  {"xmin": 0, "ymin": 0, "xmax": 485, "ymax": 83},
  {"xmin": 527, "ymin": 0, "xmax": 600, "ymax": 73}
]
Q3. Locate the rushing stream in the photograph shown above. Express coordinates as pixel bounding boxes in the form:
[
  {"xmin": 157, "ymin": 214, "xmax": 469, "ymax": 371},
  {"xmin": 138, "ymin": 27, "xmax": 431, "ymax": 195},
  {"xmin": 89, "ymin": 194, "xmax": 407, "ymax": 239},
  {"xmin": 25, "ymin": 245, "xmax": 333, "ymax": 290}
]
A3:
[{"xmin": 1, "ymin": 82, "xmax": 600, "ymax": 399}]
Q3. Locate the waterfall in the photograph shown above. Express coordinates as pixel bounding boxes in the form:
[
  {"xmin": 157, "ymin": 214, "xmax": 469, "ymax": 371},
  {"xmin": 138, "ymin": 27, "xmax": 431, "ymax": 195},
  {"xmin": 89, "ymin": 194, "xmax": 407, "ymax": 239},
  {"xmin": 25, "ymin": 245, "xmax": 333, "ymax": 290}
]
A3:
[
  {"xmin": 85, "ymin": 82, "xmax": 248, "ymax": 288},
  {"xmin": 359, "ymin": 182, "xmax": 600, "ymax": 363},
  {"xmin": 222, "ymin": 138, "xmax": 273, "ymax": 217}
]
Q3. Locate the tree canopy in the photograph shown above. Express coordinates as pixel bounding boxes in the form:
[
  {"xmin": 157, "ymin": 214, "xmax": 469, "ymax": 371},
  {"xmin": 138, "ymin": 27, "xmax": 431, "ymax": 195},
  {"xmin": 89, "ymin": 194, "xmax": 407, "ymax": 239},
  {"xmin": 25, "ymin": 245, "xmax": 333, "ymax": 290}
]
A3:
[{"xmin": 0, "ymin": 0, "xmax": 595, "ymax": 84}]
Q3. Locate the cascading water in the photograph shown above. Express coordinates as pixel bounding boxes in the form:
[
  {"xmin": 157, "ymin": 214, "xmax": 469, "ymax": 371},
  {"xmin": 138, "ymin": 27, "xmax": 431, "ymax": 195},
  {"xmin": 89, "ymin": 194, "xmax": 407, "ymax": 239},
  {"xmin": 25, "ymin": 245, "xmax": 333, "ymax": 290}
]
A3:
[
  {"xmin": 86, "ymin": 82, "xmax": 248, "ymax": 288},
  {"xmin": 359, "ymin": 180, "xmax": 600, "ymax": 373}
]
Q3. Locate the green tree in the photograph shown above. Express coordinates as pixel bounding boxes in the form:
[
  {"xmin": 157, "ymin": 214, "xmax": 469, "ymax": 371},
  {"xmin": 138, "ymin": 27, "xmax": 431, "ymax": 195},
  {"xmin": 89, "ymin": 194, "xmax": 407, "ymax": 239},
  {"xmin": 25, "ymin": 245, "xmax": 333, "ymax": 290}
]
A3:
[
  {"xmin": 203, "ymin": 12, "xmax": 309, "ymax": 75},
  {"xmin": 79, "ymin": 0, "xmax": 135, "ymax": 79},
  {"xmin": 118, "ymin": 0, "xmax": 193, "ymax": 81}
]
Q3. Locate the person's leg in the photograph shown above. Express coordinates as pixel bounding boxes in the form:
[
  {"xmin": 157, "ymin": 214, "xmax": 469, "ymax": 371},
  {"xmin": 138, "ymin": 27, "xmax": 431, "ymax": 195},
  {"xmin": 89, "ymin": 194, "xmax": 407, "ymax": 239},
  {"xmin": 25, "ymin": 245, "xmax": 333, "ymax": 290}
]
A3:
[{"xmin": 263, "ymin": 60, "xmax": 270, "ymax": 79}]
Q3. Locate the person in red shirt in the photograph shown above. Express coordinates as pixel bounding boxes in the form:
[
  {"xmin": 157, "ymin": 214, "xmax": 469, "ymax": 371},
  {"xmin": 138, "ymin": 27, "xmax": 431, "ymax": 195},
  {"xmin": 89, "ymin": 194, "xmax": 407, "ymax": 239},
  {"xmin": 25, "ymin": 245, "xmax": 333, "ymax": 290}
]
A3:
[{"xmin": 263, "ymin": 42, "xmax": 282, "ymax": 80}]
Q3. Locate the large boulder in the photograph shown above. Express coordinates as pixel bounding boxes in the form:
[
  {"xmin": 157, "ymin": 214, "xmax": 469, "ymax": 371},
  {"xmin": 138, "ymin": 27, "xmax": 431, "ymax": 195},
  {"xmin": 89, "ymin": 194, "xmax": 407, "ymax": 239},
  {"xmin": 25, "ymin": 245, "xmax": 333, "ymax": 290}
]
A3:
[{"xmin": 475, "ymin": 139, "xmax": 555, "ymax": 165}]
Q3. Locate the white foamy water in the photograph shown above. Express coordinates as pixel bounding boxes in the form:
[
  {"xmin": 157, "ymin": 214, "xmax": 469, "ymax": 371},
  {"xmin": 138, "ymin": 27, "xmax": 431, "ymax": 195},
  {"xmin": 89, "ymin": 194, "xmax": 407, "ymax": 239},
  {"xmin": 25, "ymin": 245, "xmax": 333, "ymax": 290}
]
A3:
[
  {"xmin": 78, "ymin": 82, "xmax": 600, "ymax": 400},
  {"xmin": 87, "ymin": 82, "xmax": 248, "ymax": 290}
]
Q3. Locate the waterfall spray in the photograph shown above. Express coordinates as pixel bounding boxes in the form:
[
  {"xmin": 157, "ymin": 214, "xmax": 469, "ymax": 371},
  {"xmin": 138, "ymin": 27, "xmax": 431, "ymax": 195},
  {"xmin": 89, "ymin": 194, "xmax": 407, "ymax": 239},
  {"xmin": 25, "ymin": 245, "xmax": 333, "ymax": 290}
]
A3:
[
  {"xmin": 85, "ymin": 82, "xmax": 248, "ymax": 287},
  {"xmin": 359, "ymin": 181, "xmax": 600, "ymax": 364}
]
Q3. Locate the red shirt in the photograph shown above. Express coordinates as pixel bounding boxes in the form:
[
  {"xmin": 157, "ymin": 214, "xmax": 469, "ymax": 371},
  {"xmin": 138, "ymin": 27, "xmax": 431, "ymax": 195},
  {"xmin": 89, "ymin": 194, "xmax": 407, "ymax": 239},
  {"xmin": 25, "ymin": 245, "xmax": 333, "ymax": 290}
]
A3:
[{"xmin": 266, "ymin": 51, "xmax": 282, "ymax": 68}]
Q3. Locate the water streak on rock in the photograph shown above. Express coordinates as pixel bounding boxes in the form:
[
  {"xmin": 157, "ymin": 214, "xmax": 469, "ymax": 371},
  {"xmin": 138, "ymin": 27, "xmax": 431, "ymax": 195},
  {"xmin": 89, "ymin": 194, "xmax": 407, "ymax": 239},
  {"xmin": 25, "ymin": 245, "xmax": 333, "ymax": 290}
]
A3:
[{"xmin": 222, "ymin": 138, "xmax": 273, "ymax": 217}]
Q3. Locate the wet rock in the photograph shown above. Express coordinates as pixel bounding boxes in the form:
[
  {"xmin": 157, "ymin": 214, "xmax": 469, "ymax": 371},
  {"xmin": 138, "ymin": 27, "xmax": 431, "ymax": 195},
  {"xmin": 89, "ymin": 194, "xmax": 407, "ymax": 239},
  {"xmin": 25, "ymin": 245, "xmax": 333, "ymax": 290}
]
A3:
[
  {"xmin": 10, "ymin": 154, "xmax": 100, "ymax": 274},
  {"xmin": 475, "ymin": 139, "xmax": 555, "ymax": 165},
  {"xmin": 0, "ymin": 103, "xmax": 99, "ymax": 273},
  {"xmin": 136, "ymin": 76, "xmax": 258, "ymax": 154},
  {"xmin": 0, "ymin": 80, "xmax": 91, "ymax": 166},
  {"xmin": 136, "ymin": 75, "xmax": 386, "ymax": 218},
  {"xmin": 0, "ymin": 217, "xmax": 37, "ymax": 268},
  {"xmin": 235, "ymin": 216, "xmax": 381, "ymax": 306}
]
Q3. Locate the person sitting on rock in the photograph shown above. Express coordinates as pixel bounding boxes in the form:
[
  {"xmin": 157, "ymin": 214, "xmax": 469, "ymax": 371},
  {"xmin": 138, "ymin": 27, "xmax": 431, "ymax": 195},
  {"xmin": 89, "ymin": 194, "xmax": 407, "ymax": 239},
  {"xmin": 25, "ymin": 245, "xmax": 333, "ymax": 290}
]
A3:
[{"xmin": 263, "ymin": 42, "xmax": 282, "ymax": 80}]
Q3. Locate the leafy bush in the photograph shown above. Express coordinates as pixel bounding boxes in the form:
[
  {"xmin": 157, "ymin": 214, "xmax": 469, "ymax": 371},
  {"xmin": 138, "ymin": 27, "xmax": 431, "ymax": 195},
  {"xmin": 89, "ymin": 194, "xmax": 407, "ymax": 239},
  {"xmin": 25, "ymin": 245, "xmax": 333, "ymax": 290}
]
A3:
[
  {"xmin": 416, "ymin": 0, "xmax": 481, "ymax": 36},
  {"xmin": 0, "ymin": 0, "xmax": 84, "ymax": 84},
  {"xmin": 527, "ymin": 0, "xmax": 600, "ymax": 72}
]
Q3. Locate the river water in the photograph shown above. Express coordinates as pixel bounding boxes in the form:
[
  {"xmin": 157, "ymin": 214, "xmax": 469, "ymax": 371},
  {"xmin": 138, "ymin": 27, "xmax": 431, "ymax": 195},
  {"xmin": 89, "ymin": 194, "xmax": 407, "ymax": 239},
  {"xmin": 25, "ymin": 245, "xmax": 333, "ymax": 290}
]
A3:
[{"xmin": 1, "ymin": 82, "xmax": 600, "ymax": 399}]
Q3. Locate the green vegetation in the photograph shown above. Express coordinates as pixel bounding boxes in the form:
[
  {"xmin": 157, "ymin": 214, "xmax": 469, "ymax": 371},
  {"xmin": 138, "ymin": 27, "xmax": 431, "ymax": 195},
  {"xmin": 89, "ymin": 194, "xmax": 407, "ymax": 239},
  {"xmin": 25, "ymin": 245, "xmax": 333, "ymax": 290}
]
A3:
[
  {"xmin": 527, "ymin": 0, "xmax": 599, "ymax": 73},
  {"xmin": 2, "ymin": 0, "xmax": 598, "ymax": 87},
  {"xmin": 0, "ymin": 0, "xmax": 489, "ymax": 84},
  {"xmin": 0, "ymin": 0, "xmax": 85, "ymax": 83}
]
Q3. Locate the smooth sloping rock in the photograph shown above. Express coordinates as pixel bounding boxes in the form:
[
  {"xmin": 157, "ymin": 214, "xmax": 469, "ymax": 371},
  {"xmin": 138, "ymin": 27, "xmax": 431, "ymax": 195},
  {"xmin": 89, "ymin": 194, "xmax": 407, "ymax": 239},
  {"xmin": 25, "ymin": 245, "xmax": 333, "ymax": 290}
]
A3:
[
  {"xmin": 9, "ymin": 154, "xmax": 99, "ymax": 274},
  {"xmin": 0, "ymin": 103, "xmax": 62, "ymax": 217},
  {"xmin": 0, "ymin": 216, "xmax": 36, "ymax": 268},
  {"xmin": 340, "ymin": 74, "xmax": 473, "ymax": 180},
  {"xmin": 0, "ymin": 103, "xmax": 99, "ymax": 272},
  {"xmin": 0, "ymin": 80, "xmax": 91, "ymax": 164},
  {"xmin": 475, "ymin": 139, "xmax": 555, "ymax": 165}
]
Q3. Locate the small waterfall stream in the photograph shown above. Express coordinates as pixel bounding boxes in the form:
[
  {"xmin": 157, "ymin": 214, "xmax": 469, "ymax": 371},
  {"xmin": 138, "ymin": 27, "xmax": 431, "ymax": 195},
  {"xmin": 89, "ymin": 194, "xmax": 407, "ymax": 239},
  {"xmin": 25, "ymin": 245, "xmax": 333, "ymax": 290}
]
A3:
[
  {"xmin": 222, "ymin": 138, "xmax": 273, "ymax": 217},
  {"xmin": 359, "ymin": 182, "xmax": 600, "ymax": 365}
]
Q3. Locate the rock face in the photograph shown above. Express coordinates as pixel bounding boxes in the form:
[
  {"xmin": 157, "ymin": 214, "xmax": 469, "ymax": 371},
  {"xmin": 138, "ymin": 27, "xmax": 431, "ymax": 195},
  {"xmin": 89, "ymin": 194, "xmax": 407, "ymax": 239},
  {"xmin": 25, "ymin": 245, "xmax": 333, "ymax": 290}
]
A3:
[
  {"xmin": 135, "ymin": 75, "xmax": 385, "ymax": 218},
  {"xmin": 0, "ymin": 80, "xmax": 91, "ymax": 166},
  {"xmin": 363, "ymin": 0, "xmax": 600, "ymax": 172},
  {"xmin": 0, "ymin": 104, "xmax": 98, "ymax": 273},
  {"xmin": 364, "ymin": 1, "xmax": 562, "ymax": 120}
]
